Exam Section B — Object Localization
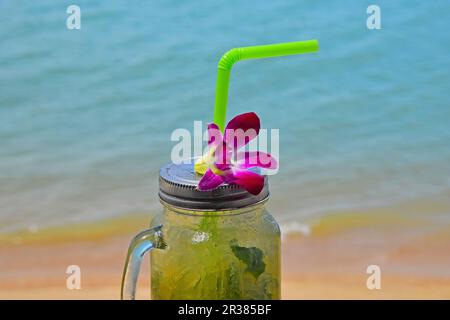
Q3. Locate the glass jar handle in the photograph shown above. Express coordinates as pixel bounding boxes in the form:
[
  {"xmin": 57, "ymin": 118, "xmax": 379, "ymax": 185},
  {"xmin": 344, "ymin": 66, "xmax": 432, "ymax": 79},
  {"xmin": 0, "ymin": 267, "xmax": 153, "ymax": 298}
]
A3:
[{"xmin": 121, "ymin": 225, "xmax": 165, "ymax": 300}]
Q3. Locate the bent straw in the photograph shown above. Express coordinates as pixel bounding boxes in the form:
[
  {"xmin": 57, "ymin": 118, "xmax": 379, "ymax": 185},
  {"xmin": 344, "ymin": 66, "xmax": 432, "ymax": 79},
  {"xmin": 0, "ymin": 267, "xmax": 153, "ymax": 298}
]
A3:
[{"xmin": 213, "ymin": 40, "xmax": 319, "ymax": 131}]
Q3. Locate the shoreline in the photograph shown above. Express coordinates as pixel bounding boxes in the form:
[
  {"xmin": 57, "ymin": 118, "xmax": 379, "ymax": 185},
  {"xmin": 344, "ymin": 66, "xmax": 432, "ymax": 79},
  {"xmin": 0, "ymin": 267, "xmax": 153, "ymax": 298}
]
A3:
[
  {"xmin": 2, "ymin": 194, "xmax": 449, "ymax": 245},
  {"xmin": 1, "ymin": 210, "xmax": 450, "ymax": 299}
]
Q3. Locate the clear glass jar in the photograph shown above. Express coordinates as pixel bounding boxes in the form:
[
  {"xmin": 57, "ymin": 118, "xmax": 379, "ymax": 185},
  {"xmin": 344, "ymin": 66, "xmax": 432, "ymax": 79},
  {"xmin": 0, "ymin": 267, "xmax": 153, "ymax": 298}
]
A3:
[{"xmin": 121, "ymin": 163, "xmax": 281, "ymax": 300}]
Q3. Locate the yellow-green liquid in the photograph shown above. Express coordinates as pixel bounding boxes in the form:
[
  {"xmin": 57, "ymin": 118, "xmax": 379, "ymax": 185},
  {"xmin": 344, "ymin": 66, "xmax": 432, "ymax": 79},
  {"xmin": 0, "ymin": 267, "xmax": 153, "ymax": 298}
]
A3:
[{"xmin": 150, "ymin": 204, "xmax": 280, "ymax": 299}]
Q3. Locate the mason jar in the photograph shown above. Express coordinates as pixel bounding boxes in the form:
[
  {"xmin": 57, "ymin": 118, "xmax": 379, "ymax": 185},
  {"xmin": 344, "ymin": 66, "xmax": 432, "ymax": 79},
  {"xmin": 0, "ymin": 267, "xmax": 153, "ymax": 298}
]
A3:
[{"xmin": 121, "ymin": 162, "xmax": 281, "ymax": 300}]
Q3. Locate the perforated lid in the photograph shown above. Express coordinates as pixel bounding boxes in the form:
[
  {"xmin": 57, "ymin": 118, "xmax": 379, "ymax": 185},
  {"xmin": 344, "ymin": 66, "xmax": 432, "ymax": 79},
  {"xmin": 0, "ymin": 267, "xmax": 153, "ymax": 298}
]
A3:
[{"xmin": 158, "ymin": 162, "xmax": 269, "ymax": 210}]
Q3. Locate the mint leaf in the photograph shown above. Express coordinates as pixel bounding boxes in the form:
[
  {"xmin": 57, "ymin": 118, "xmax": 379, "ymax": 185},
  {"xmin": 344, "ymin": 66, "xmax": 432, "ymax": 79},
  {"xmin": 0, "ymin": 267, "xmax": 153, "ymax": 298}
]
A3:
[{"xmin": 230, "ymin": 240, "xmax": 266, "ymax": 279}]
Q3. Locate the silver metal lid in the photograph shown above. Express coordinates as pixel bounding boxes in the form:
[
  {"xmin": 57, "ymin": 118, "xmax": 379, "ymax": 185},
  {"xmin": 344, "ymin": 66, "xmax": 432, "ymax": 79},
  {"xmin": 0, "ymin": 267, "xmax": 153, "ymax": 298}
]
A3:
[{"xmin": 158, "ymin": 162, "xmax": 269, "ymax": 210}]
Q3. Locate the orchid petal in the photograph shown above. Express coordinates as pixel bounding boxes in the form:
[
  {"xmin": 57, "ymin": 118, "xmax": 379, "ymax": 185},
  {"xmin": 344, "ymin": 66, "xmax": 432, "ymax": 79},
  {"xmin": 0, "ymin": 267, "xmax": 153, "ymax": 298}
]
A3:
[
  {"xmin": 231, "ymin": 169, "xmax": 265, "ymax": 195},
  {"xmin": 207, "ymin": 123, "xmax": 223, "ymax": 148},
  {"xmin": 224, "ymin": 112, "xmax": 260, "ymax": 150},
  {"xmin": 197, "ymin": 169, "xmax": 224, "ymax": 191},
  {"xmin": 213, "ymin": 141, "xmax": 232, "ymax": 169},
  {"xmin": 223, "ymin": 171, "xmax": 237, "ymax": 184},
  {"xmin": 194, "ymin": 156, "xmax": 208, "ymax": 175},
  {"xmin": 194, "ymin": 123, "xmax": 222, "ymax": 175},
  {"xmin": 236, "ymin": 151, "xmax": 278, "ymax": 170}
]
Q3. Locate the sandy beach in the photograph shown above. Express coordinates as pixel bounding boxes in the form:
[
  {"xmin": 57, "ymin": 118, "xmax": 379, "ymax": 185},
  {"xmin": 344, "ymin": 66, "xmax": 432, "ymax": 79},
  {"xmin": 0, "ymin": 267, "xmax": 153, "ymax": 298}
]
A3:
[{"xmin": 1, "ymin": 210, "xmax": 449, "ymax": 300}]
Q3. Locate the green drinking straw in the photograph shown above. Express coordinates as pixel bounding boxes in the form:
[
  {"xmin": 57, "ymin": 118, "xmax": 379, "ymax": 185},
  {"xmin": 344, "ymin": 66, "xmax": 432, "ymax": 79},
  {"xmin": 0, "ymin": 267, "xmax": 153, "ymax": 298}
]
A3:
[{"xmin": 213, "ymin": 40, "xmax": 319, "ymax": 131}]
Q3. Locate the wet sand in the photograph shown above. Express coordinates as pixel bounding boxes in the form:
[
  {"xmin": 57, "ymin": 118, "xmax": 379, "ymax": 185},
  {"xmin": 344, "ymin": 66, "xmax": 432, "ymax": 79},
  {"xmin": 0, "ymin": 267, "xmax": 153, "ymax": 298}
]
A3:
[{"xmin": 1, "ymin": 214, "xmax": 450, "ymax": 299}]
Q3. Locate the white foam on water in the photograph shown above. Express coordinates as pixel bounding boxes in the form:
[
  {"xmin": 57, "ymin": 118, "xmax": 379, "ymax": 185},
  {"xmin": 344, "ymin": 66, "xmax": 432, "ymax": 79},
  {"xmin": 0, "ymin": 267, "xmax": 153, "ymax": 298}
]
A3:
[{"xmin": 280, "ymin": 221, "xmax": 311, "ymax": 241}]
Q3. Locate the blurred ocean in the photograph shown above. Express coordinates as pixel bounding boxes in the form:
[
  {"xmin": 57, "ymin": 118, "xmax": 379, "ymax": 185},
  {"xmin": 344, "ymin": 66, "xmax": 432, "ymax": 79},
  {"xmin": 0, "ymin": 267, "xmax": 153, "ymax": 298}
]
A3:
[{"xmin": 0, "ymin": 0, "xmax": 449, "ymax": 233}]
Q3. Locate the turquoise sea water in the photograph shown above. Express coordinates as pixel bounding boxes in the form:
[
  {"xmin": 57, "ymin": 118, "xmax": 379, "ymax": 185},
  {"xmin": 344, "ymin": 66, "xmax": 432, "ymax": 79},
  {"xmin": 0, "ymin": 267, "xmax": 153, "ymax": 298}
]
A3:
[{"xmin": 1, "ymin": 1, "xmax": 449, "ymax": 233}]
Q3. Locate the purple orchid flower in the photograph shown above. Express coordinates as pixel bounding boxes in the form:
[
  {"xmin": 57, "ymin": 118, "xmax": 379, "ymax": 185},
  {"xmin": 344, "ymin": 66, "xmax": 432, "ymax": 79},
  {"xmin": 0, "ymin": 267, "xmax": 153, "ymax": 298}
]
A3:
[{"xmin": 196, "ymin": 112, "xmax": 277, "ymax": 195}]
